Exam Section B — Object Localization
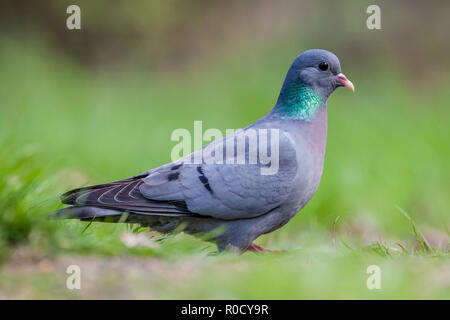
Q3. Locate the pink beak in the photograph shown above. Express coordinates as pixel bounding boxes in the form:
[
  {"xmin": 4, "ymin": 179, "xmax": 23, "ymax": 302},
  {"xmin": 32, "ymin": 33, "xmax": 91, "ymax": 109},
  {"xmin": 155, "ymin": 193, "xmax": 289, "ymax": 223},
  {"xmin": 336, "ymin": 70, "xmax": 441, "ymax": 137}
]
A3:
[{"xmin": 337, "ymin": 73, "xmax": 355, "ymax": 92}]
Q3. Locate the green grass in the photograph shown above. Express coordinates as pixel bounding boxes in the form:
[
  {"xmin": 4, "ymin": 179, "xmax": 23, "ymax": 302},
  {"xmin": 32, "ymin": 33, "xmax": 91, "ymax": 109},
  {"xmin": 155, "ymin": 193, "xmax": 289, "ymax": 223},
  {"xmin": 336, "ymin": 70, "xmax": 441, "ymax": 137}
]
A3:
[{"xmin": 0, "ymin": 38, "xmax": 448, "ymax": 299}]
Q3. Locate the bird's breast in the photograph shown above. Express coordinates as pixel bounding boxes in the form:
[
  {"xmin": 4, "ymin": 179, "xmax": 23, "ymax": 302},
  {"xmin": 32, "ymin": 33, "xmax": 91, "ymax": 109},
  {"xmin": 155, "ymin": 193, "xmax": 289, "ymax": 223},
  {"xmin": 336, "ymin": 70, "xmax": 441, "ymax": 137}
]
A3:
[{"xmin": 289, "ymin": 107, "xmax": 328, "ymax": 213}]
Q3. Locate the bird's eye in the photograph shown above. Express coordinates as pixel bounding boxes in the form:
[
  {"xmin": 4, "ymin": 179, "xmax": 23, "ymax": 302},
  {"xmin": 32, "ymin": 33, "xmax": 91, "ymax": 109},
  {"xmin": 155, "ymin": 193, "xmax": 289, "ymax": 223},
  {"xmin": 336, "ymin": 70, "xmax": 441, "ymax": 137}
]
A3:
[{"xmin": 318, "ymin": 62, "xmax": 329, "ymax": 71}]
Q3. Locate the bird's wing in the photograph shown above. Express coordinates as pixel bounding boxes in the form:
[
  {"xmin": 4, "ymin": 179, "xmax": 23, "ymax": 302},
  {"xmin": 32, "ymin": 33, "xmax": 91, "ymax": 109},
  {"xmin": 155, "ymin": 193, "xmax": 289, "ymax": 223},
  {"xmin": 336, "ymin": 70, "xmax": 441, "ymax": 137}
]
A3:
[
  {"xmin": 60, "ymin": 172, "xmax": 194, "ymax": 217},
  {"xmin": 61, "ymin": 128, "xmax": 298, "ymax": 220},
  {"xmin": 140, "ymin": 128, "xmax": 298, "ymax": 220}
]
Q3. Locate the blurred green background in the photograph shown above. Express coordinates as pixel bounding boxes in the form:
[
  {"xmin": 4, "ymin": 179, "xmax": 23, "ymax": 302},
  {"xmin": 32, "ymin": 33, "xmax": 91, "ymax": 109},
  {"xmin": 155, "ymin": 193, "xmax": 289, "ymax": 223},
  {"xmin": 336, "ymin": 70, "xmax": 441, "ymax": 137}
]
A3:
[{"xmin": 0, "ymin": 0, "xmax": 448, "ymax": 299}]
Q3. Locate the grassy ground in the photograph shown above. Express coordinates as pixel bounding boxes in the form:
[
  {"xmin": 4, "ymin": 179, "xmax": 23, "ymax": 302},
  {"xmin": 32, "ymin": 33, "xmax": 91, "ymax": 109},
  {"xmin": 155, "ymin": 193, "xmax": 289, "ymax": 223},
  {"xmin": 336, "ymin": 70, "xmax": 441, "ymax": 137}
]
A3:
[{"xmin": 0, "ymin": 39, "xmax": 449, "ymax": 299}]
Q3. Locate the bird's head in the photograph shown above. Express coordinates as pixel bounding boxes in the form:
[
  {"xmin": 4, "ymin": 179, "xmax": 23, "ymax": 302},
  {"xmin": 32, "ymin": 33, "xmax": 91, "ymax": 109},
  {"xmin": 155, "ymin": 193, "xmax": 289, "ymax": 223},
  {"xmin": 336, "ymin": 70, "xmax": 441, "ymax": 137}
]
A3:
[
  {"xmin": 284, "ymin": 49, "xmax": 354, "ymax": 99},
  {"xmin": 274, "ymin": 49, "xmax": 354, "ymax": 121}
]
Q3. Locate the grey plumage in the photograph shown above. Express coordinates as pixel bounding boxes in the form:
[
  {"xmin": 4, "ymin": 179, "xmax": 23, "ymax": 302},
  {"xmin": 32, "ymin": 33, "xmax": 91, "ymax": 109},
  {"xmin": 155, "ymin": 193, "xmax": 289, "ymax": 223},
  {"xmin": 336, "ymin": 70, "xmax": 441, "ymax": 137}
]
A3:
[{"xmin": 54, "ymin": 49, "xmax": 353, "ymax": 252}]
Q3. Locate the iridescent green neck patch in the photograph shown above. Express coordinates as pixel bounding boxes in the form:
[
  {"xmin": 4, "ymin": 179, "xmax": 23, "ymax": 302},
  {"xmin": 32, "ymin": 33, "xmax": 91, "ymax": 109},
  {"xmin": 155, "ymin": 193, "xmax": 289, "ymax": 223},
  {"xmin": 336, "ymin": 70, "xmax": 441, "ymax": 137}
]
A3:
[{"xmin": 274, "ymin": 82, "xmax": 324, "ymax": 122}]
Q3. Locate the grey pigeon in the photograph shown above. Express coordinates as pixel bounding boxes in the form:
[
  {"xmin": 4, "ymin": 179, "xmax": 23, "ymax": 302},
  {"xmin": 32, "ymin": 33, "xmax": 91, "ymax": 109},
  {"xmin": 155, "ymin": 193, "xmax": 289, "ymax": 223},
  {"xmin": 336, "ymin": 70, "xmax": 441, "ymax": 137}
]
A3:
[{"xmin": 54, "ymin": 49, "xmax": 354, "ymax": 252}]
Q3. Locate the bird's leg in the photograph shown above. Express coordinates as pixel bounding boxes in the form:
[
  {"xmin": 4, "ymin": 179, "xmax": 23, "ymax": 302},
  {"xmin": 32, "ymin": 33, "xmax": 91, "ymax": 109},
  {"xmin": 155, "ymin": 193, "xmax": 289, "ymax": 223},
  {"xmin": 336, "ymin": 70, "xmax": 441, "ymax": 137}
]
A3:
[{"xmin": 247, "ymin": 242, "xmax": 282, "ymax": 253}]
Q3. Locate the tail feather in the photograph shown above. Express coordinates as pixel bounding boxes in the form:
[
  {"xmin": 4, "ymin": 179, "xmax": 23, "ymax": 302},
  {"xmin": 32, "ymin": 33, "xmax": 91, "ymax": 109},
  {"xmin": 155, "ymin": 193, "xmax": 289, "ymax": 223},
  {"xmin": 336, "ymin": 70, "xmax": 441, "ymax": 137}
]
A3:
[
  {"xmin": 52, "ymin": 173, "xmax": 203, "ymax": 234},
  {"xmin": 52, "ymin": 206, "xmax": 184, "ymax": 233},
  {"xmin": 58, "ymin": 173, "xmax": 194, "ymax": 217},
  {"xmin": 53, "ymin": 206, "xmax": 122, "ymax": 220}
]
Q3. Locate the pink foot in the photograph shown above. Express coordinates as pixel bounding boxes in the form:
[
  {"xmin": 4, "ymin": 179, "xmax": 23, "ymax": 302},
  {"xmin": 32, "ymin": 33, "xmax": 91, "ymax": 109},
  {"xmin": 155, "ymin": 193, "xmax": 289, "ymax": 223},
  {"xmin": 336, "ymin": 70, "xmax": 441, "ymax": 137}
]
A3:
[{"xmin": 248, "ymin": 242, "xmax": 282, "ymax": 253}]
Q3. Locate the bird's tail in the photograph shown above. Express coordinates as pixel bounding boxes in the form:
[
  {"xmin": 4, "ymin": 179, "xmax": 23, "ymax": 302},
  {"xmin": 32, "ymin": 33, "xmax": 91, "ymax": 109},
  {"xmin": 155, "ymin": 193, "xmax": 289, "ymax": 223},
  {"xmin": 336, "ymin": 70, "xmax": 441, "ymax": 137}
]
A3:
[
  {"xmin": 52, "ymin": 206, "xmax": 123, "ymax": 220},
  {"xmin": 51, "ymin": 206, "xmax": 184, "ymax": 233}
]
